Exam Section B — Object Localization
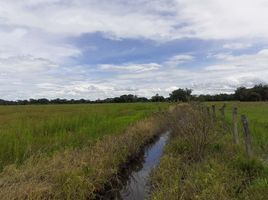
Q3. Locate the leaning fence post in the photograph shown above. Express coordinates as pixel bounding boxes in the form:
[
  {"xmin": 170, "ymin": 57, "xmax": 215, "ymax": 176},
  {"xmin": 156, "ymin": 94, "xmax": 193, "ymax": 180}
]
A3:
[
  {"xmin": 241, "ymin": 115, "xmax": 253, "ymax": 158},
  {"xmin": 232, "ymin": 107, "xmax": 239, "ymax": 144}
]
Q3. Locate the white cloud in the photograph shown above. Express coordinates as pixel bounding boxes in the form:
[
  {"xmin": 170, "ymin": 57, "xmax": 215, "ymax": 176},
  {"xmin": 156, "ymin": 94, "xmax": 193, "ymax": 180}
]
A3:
[
  {"xmin": 106, "ymin": 50, "xmax": 268, "ymax": 95},
  {"xmin": 1, "ymin": 0, "xmax": 266, "ymax": 66},
  {"xmin": 0, "ymin": 55, "xmax": 57, "ymax": 72},
  {"xmin": 165, "ymin": 54, "xmax": 194, "ymax": 67},
  {"xmin": 175, "ymin": 0, "xmax": 268, "ymax": 40},
  {"xmin": 99, "ymin": 63, "xmax": 161, "ymax": 72},
  {"xmin": 223, "ymin": 43, "xmax": 252, "ymax": 50},
  {"xmin": 1, "ymin": 48, "xmax": 267, "ymax": 100},
  {"xmin": 2, "ymin": 0, "xmax": 268, "ymax": 41},
  {"xmin": 0, "ymin": 0, "xmax": 268, "ymax": 99},
  {"xmin": 210, "ymin": 49, "xmax": 268, "ymax": 70}
]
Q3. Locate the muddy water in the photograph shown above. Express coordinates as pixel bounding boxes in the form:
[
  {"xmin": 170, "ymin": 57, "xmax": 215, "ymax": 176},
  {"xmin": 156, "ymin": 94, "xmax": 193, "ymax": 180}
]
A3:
[
  {"xmin": 100, "ymin": 132, "xmax": 170, "ymax": 200},
  {"xmin": 119, "ymin": 132, "xmax": 169, "ymax": 200}
]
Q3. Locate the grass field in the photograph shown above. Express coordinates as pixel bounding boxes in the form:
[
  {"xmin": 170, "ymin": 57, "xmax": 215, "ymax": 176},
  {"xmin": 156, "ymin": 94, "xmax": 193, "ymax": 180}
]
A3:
[
  {"xmin": 0, "ymin": 102, "xmax": 267, "ymax": 199},
  {"xmin": 0, "ymin": 103, "xmax": 170, "ymax": 199},
  {"xmin": 0, "ymin": 103, "xmax": 169, "ymax": 170},
  {"xmin": 150, "ymin": 104, "xmax": 268, "ymax": 200},
  {"xmin": 205, "ymin": 102, "xmax": 268, "ymax": 157}
]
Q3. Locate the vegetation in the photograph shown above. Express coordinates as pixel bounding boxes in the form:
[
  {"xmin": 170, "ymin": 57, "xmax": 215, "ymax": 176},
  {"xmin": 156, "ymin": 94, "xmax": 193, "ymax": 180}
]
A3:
[
  {"xmin": 88, "ymin": 84, "xmax": 265, "ymax": 102},
  {"xmin": 150, "ymin": 104, "xmax": 268, "ymax": 200},
  {"xmin": 151, "ymin": 94, "xmax": 166, "ymax": 102},
  {"xmin": 0, "ymin": 97, "xmax": 267, "ymax": 199},
  {"xmin": 0, "ymin": 103, "xmax": 169, "ymax": 170},
  {"xmin": 206, "ymin": 101, "xmax": 268, "ymax": 157},
  {"xmin": 197, "ymin": 84, "xmax": 268, "ymax": 101},
  {"xmin": 234, "ymin": 85, "xmax": 268, "ymax": 101},
  {"xmin": 0, "ymin": 111, "xmax": 170, "ymax": 199},
  {"xmin": 169, "ymin": 88, "xmax": 192, "ymax": 102},
  {"xmin": 0, "ymin": 84, "xmax": 267, "ymax": 105}
]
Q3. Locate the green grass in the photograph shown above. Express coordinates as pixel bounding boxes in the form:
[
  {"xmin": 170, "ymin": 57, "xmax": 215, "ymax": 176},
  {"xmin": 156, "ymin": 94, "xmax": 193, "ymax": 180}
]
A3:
[
  {"xmin": 0, "ymin": 103, "xmax": 169, "ymax": 170},
  {"xmin": 150, "ymin": 104, "xmax": 268, "ymax": 200},
  {"xmin": 205, "ymin": 102, "xmax": 268, "ymax": 157},
  {"xmin": 0, "ymin": 104, "xmax": 170, "ymax": 200}
]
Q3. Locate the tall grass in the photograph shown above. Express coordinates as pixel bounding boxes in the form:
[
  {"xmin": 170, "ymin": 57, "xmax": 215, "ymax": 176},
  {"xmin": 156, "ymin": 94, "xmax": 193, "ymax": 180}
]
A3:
[
  {"xmin": 205, "ymin": 102, "xmax": 268, "ymax": 157},
  {"xmin": 150, "ymin": 104, "xmax": 268, "ymax": 200},
  {"xmin": 0, "ymin": 103, "xmax": 169, "ymax": 170},
  {"xmin": 0, "ymin": 106, "xmax": 170, "ymax": 200}
]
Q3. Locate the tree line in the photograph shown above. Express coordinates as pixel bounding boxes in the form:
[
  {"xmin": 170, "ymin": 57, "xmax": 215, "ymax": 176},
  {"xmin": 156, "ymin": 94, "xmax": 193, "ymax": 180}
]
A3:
[
  {"xmin": 0, "ymin": 84, "xmax": 267, "ymax": 105},
  {"xmin": 196, "ymin": 84, "xmax": 268, "ymax": 101}
]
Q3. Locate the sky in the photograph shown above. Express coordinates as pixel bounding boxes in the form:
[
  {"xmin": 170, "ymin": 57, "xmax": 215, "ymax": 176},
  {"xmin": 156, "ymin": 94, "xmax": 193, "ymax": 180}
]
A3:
[{"xmin": 1, "ymin": 0, "xmax": 268, "ymax": 100}]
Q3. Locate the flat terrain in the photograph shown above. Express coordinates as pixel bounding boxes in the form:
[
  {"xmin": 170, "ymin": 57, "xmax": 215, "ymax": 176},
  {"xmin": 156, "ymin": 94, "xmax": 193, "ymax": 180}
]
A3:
[
  {"xmin": 206, "ymin": 102, "xmax": 268, "ymax": 156},
  {"xmin": 0, "ymin": 103, "xmax": 168, "ymax": 170},
  {"xmin": 150, "ymin": 103, "xmax": 268, "ymax": 200},
  {"xmin": 0, "ymin": 103, "xmax": 267, "ymax": 200}
]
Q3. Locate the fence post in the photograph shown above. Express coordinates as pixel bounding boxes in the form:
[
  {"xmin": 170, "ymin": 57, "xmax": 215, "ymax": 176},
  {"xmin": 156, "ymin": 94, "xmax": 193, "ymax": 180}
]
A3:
[
  {"xmin": 206, "ymin": 107, "xmax": 210, "ymax": 117},
  {"xmin": 232, "ymin": 107, "xmax": 239, "ymax": 144},
  {"xmin": 212, "ymin": 105, "xmax": 216, "ymax": 121},
  {"xmin": 241, "ymin": 115, "xmax": 253, "ymax": 158},
  {"xmin": 219, "ymin": 104, "xmax": 226, "ymax": 118},
  {"xmin": 219, "ymin": 104, "xmax": 226, "ymax": 130}
]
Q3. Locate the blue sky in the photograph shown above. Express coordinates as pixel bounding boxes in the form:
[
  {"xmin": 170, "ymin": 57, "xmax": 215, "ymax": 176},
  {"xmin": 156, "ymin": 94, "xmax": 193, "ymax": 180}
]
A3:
[{"xmin": 0, "ymin": 0, "xmax": 268, "ymax": 100}]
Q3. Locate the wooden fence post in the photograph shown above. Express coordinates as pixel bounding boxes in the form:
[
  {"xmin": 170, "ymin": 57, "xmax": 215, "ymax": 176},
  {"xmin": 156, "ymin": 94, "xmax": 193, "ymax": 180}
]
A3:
[
  {"xmin": 219, "ymin": 104, "xmax": 226, "ymax": 130},
  {"xmin": 241, "ymin": 115, "xmax": 253, "ymax": 158},
  {"xmin": 232, "ymin": 107, "xmax": 239, "ymax": 144},
  {"xmin": 206, "ymin": 107, "xmax": 210, "ymax": 117},
  {"xmin": 219, "ymin": 104, "xmax": 226, "ymax": 118}
]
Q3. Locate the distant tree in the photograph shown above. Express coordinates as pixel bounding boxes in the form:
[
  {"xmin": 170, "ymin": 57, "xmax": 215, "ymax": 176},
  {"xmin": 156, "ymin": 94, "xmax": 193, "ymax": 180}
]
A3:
[
  {"xmin": 17, "ymin": 100, "xmax": 29, "ymax": 105},
  {"xmin": 248, "ymin": 91, "xmax": 262, "ymax": 101},
  {"xmin": 119, "ymin": 94, "xmax": 138, "ymax": 102},
  {"xmin": 29, "ymin": 98, "xmax": 37, "ymax": 104},
  {"xmin": 151, "ymin": 94, "xmax": 165, "ymax": 102},
  {"xmin": 70, "ymin": 99, "xmax": 75, "ymax": 104},
  {"xmin": 1, "ymin": 84, "xmax": 268, "ymax": 105},
  {"xmin": 235, "ymin": 87, "xmax": 248, "ymax": 101},
  {"xmin": 252, "ymin": 84, "xmax": 268, "ymax": 100},
  {"xmin": 37, "ymin": 98, "xmax": 49, "ymax": 104},
  {"xmin": 137, "ymin": 97, "xmax": 149, "ymax": 102},
  {"xmin": 79, "ymin": 99, "xmax": 86, "ymax": 103},
  {"xmin": 234, "ymin": 85, "xmax": 268, "ymax": 101},
  {"xmin": 169, "ymin": 88, "xmax": 192, "ymax": 102}
]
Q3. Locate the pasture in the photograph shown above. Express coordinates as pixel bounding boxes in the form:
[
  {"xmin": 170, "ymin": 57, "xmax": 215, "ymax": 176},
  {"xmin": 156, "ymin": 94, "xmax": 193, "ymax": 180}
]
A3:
[
  {"xmin": 0, "ymin": 102, "xmax": 267, "ymax": 199},
  {"xmin": 150, "ymin": 103, "xmax": 268, "ymax": 200},
  {"xmin": 0, "ymin": 103, "xmax": 168, "ymax": 170},
  {"xmin": 206, "ymin": 102, "xmax": 268, "ymax": 157}
]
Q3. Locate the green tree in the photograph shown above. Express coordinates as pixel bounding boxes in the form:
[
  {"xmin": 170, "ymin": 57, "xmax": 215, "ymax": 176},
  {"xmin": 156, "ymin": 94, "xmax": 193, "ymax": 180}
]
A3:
[
  {"xmin": 234, "ymin": 87, "xmax": 248, "ymax": 101},
  {"xmin": 169, "ymin": 88, "xmax": 192, "ymax": 102},
  {"xmin": 151, "ymin": 94, "xmax": 165, "ymax": 102}
]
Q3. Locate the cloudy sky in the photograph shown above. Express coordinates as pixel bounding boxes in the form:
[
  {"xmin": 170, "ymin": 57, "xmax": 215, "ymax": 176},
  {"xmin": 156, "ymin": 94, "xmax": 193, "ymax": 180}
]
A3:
[{"xmin": 1, "ymin": 0, "xmax": 268, "ymax": 100}]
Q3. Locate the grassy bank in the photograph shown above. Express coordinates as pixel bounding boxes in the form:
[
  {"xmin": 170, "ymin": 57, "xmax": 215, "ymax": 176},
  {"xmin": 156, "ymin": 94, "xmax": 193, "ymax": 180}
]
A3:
[
  {"xmin": 150, "ymin": 105, "xmax": 268, "ymax": 200},
  {"xmin": 0, "ymin": 108, "xmax": 170, "ymax": 199},
  {"xmin": 0, "ymin": 103, "xmax": 169, "ymax": 170}
]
